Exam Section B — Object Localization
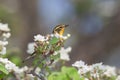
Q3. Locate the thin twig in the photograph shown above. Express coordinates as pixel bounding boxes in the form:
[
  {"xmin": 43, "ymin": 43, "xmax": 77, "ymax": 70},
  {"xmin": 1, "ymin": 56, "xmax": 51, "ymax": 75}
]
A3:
[
  {"xmin": 28, "ymin": 52, "xmax": 51, "ymax": 80},
  {"xmin": 13, "ymin": 72, "xmax": 21, "ymax": 80},
  {"xmin": 31, "ymin": 70, "xmax": 45, "ymax": 80},
  {"xmin": 28, "ymin": 55, "xmax": 46, "ymax": 80}
]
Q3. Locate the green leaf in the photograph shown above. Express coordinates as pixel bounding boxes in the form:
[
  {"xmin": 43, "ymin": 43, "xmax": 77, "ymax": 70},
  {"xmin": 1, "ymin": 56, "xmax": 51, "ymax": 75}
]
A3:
[
  {"xmin": 50, "ymin": 53, "xmax": 60, "ymax": 60},
  {"xmin": 0, "ymin": 73, "xmax": 6, "ymax": 78},
  {"xmin": 61, "ymin": 66, "xmax": 83, "ymax": 80},
  {"xmin": 55, "ymin": 73, "xmax": 69, "ymax": 80},
  {"xmin": 54, "ymin": 46, "xmax": 61, "ymax": 51},
  {"xmin": 10, "ymin": 56, "xmax": 21, "ymax": 66},
  {"xmin": 110, "ymin": 76, "xmax": 117, "ymax": 80},
  {"xmin": 48, "ymin": 66, "xmax": 83, "ymax": 80},
  {"xmin": 49, "ymin": 37, "xmax": 59, "ymax": 44},
  {"xmin": 0, "ymin": 63, "xmax": 9, "ymax": 75},
  {"xmin": 48, "ymin": 72, "xmax": 60, "ymax": 80},
  {"xmin": 48, "ymin": 72, "xmax": 69, "ymax": 80}
]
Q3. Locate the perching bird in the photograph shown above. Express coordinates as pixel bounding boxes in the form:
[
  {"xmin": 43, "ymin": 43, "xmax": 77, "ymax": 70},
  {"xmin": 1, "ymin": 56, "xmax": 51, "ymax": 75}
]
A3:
[{"xmin": 52, "ymin": 24, "xmax": 68, "ymax": 36}]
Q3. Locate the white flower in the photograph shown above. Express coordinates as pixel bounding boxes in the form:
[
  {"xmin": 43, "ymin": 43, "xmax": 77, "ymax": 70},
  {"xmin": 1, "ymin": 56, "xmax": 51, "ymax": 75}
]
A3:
[
  {"xmin": 60, "ymin": 51, "xmax": 70, "ymax": 61},
  {"xmin": 84, "ymin": 78, "xmax": 89, "ymax": 80},
  {"xmin": 78, "ymin": 66, "xmax": 90, "ymax": 75},
  {"xmin": 72, "ymin": 60, "xmax": 92, "ymax": 75},
  {"xmin": 59, "ymin": 47, "xmax": 72, "ymax": 61},
  {"xmin": 0, "ymin": 23, "xmax": 10, "ymax": 32},
  {"xmin": 103, "ymin": 66, "xmax": 116, "ymax": 77},
  {"xmin": 67, "ymin": 34, "xmax": 71, "ymax": 37},
  {"xmin": 53, "ymin": 51, "xmax": 58, "ymax": 55},
  {"xmin": 35, "ymin": 67, "xmax": 41, "ymax": 74},
  {"xmin": 2, "ymin": 32, "xmax": 11, "ymax": 38},
  {"xmin": 72, "ymin": 60, "xmax": 86, "ymax": 68},
  {"xmin": 0, "ymin": 47, "xmax": 6, "ymax": 55},
  {"xmin": 0, "ymin": 41, "xmax": 8, "ymax": 46},
  {"xmin": 27, "ymin": 42, "xmax": 35, "ymax": 54},
  {"xmin": 5, "ymin": 62, "xmax": 16, "ymax": 72},
  {"xmin": 0, "ymin": 58, "xmax": 9, "ymax": 64},
  {"xmin": 72, "ymin": 60, "xmax": 118, "ymax": 79},
  {"xmin": 0, "ymin": 23, "xmax": 10, "ymax": 55},
  {"xmin": 91, "ymin": 62, "xmax": 106, "ymax": 71},
  {"xmin": 92, "ymin": 62, "xmax": 103, "ymax": 68},
  {"xmin": 51, "ymin": 33, "xmax": 71, "ymax": 40},
  {"xmin": 0, "ymin": 41, "xmax": 8, "ymax": 55},
  {"xmin": 34, "ymin": 34, "xmax": 47, "ymax": 41},
  {"xmin": 62, "ymin": 34, "xmax": 71, "ymax": 40},
  {"xmin": 90, "ymin": 72, "xmax": 99, "ymax": 78},
  {"xmin": 0, "ymin": 58, "xmax": 29, "ymax": 74},
  {"xmin": 116, "ymin": 76, "xmax": 120, "ymax": 80}
]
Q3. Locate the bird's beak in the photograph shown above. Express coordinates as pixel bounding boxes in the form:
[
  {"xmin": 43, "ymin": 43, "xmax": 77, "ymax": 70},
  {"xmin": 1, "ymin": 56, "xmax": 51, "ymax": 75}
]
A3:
[{"xmin": 65, "ymin": 25, "xmax": 69, "ymax": 27}]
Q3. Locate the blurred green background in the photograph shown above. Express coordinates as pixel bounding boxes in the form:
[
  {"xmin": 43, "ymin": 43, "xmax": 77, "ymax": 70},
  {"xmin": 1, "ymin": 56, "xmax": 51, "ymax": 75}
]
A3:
[{"xmin": 0, "ymin": 0, "xmax": 120, "ymax": 67}]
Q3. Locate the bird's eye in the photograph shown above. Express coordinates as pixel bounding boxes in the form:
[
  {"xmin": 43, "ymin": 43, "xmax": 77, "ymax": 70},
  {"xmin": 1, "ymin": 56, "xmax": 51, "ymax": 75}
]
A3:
[{"xmin": 59, "ymin": 27, "xmax": 63, "ymax": 29}]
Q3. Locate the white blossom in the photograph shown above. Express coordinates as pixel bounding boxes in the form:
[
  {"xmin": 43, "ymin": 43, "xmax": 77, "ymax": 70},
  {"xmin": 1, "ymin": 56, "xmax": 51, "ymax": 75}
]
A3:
[
  {"xmin": 51, "ymin": 33, "xmax": 71, "ymax": 40},
  {"xmin": 116, "ymin": 76, "xmax": 120, "ymax": 80},
  {"xmin": 90, "ymin": 72, "xmax": 99, "ymax": 78},
  {"xmin": 0, "ymin": 23, "xmax": 10, "ymax": 55},
  {"xmin": 92, "ymin": 62, "xmax": 102, "ymax": 67},
  {"xmin": 72, "ymin": 60, "xmax": 86, "ymax": 68},
  {"xmin": 35, "ymin": 67, "xmax": 41, "ymax": 74},
  {"xmin": 103, "ymin": 66, "xmax": 116, "ymax": 77},
  {"xmin": 72, "ymin": 60, "xmax": 91, "ymax": 75},
  {"xmin": 91, "ymin": 62, "xmax": 103, "ymax": 69},
  {"xmin": 84, "ymin": 78, "xmax": 89, "ymax": 80},
  {"xmin": 0, "ymin": 58, "xmax": 9, "ymax": 64},
  {"xmin": 34, "ymin": 34, "xmax": 47, "ymax": 41},
  {"xmin": 59, "ymin": 47, "xmax": 71, "ymax": 61},
  {"xmin": 53, "ymin": 51, "xmax": 58, "ymax": 55},
  {"xmin": 0, "ymin": 23, "xmax": 10, "ymax": 32},
  {"xmin": 60, "ymin": 51, "xmax": 70, "ymax": 61},
  {"xmin": 0, "ymin": 47, "xmax": 6, "ymax": 55},
  {"xmin": 0, "ymin": 58, "xmax": 29, "ymax": 73},
  {"xmin": 27, "ymin": 42, "xmax": 35, "ymax": 54},
  {"xmin": 72, "ymin": 60, "xmax": 118, "ymax": 79},
  {"xmin": 53, "ymin": 47, "xmax": 71, "ymax": 61},
  {"xmin": 0, "ymin": 41, "xmax": 8, "ymax": 46},
  {"xmin": 62, "ymin": 34, "xmax": 71, "ymax": 40},
  {"xmin": 78, "ymin": 66, "xmax": 90, "ymax": 75},
  {"xmin": 2, "ymin": 32, "xmax": 11, "ymax": 38},
  {"xmin": 0, "ymin": 41, "xmax": 8, "ymax": 55}
]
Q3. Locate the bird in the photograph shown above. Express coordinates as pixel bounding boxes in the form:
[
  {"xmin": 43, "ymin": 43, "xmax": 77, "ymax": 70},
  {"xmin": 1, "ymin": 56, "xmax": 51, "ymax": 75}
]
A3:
[{"xmin": 52, "ymin": 24, "xmax": 68, "ymax": 36}]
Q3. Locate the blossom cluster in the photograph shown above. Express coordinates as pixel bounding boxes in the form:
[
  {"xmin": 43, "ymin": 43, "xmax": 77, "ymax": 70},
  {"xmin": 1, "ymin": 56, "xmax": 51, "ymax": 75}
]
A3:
[
  {"xmin": 0, "ymin": 23, "xmax": 11, "ymax": 55},
  {"xmin": 25, "ymin": 33, "xmax": 71, "ymax": 79},
  {"xmin": 0, "ymin": 57, "xmax": 42, "ymax": 80},
  {"xmin": 0, "ymin": 22, "xmax": 36, "ymax": 79},
  {"xmin": 72, "ymin": 60, "xmax": 120, "ymax": 80},
  {"xmin": 0, "ymin": 58, "xmax": 28, "ymax": 73},
  {"xmin": 27, "ymin": 33, "xmax": 71, "ymax": 61}
]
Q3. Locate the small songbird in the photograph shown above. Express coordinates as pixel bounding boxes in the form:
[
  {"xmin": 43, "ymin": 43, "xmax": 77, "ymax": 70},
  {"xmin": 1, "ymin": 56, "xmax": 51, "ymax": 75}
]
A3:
[{"xmin": 52, "ymin": 24, "xmax": 68, "ymax": 36}]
